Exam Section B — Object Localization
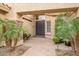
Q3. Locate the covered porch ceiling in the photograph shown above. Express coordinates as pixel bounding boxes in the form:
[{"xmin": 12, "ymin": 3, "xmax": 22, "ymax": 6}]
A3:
[{"xmin": 17, "ymin": 7, "xmax": 79, "ymax": 16}]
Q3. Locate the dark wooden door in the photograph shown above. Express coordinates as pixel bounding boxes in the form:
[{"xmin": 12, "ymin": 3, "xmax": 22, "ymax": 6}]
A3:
[{"xmin": 36, "ymin": 20, "xmax": 45, "ymax": 36}]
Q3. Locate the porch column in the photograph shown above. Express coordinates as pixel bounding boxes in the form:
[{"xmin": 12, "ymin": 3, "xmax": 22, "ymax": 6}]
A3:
[{"xmin": 76, "ymin": 8, "xmax": 79, "ymax": 17}]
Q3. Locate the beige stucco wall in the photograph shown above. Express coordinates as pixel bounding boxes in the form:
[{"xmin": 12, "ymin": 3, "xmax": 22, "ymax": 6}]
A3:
[
  {"xmin": 17, "ymin": 15, "xmax": 36, "ymax": 36},
  {"xmin": 0, "ymin": 13, "xmax": 6, "ymax": 19}
]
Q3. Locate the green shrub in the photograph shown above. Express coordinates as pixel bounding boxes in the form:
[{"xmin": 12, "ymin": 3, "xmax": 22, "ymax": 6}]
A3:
[
  {"xmin": 23, "ymin": 30, "xmax": 31, "ymax": 42},
  {"xmin": 53, "ymin": 37, "xmax": 63, "ymax": 44},
  {"xmin": 54, "ymin": 12, "xmax": 76, "ymax": 44},
  {"xmin": 23, "ymin": 32, "xmax": 31, "ymax": 39},
  {"xmin": 0, "ymin": 18, "xmax": 24, "ymax": 48}
]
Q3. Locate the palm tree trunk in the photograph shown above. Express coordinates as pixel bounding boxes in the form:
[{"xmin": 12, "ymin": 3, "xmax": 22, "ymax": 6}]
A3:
[
  {"xmin": 5, "ymin": 39, "xmax": 12, "ymax": 48},
  {"xmin": 14, "ymin": 39, "xmax": 18, "ymax": 47}
]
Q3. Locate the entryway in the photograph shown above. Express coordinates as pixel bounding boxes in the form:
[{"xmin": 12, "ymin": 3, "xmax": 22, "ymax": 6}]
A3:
[{"xmin": 36, "ymin": 20, "xmax": 45, "ymax": 37}]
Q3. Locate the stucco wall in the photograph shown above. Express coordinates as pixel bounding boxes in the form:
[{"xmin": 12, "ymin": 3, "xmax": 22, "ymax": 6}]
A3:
[
  {"xmin": 0, "ymin": 13, "xmax": 6, "ymax": 19},
  {"xmin": 17, "ymin": 15, "xmax": 36, "ymax": 36}
]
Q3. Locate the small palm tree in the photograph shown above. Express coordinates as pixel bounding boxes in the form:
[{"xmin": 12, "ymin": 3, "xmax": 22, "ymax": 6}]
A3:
[
  {"xmin": 53, "ymin": 13, "xmax": 76, "ymax": 50},
  {"xmin": 54, "ymin": 12, "xmax": 79, "ymax": 55},
  {"xmin": 4, "ymin": 27, "xmax": 23, "ymax": 48},
  {"xmin": 0, "ymin": 19, "xmax": 24, "ymax": 49},
  {"xmin": 0, "ymin": 19, "xmax": 6, "ymax": 45}
]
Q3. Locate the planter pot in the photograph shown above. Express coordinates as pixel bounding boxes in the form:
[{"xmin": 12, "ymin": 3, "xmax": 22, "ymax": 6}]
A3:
[{"xmin": 64, "ymin": 41, "xmax": 71, "ymax": 46}]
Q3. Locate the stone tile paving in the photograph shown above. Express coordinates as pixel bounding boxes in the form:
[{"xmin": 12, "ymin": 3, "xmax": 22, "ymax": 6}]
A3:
[{"xmin": 22, "ymin": 37, "xmax": 56, "ymax": 56}]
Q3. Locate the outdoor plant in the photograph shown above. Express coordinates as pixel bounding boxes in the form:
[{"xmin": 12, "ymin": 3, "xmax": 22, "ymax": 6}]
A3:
[
  {"xmin": 5, "ymin": 19, "xmax": 23, "ymax": 48},
  {"xmin": 53, "ymin": 36, "xmax": 63, "ymax": 44},
  {"xmin": 0, "ymin": 19, "xmax": 6, "ymax": 45},
  {"xmin": 73, "ymin": 17, "xmax": 79, "ymax": 32},
  {"xmin": 53, "ymin": 12, "xmax": 76, "ymax": 46},
  {"xmin": 53, "ymin": 12, "xmax": 79, "ymax": 55},
  {"xmin": 0, "ymin": 18, "xmax": 30, "ymax": 49},
  {"xmin": 4, "ymin": 27, "xmax": 23, "ymax": 48},
  {"xmin": 4, "ymin": 19, "xmax": 19, "ymax": 48},
  {"xmin": 23, "ymin": 30, "xmax": 31, "ymax": 42}
]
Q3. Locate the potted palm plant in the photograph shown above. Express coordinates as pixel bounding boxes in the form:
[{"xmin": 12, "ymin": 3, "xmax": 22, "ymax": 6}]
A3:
[
  {"xmin": 4, "ymin": 27, "xmax": 23, "ymax": 48},
  {"xmin": 53, "ymin": 12, "xmax": 76, "ymax": 46},
  {"xmin": 0, "ymin": 19, "xmax": 24, "ymax": 49}
]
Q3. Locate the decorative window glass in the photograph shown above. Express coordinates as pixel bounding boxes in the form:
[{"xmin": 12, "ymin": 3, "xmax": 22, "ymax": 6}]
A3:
[{"xmin": 47, "ymin": 20, "xmax": 51, "ymax": 32}]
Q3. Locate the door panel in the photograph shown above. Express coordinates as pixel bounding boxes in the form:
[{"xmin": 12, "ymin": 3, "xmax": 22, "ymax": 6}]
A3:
[{"xmin": 36, "ymin": 20, "xmax": 45, "ymax": 36}]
